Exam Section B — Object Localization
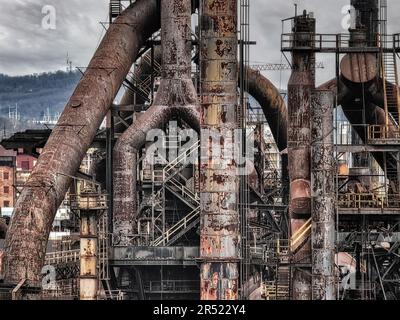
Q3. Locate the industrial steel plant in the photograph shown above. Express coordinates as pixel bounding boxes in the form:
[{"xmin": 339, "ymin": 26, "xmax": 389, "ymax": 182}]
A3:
[{"xmin": 1, "ymin": 0, "xmax": 400, "ymax": 301}]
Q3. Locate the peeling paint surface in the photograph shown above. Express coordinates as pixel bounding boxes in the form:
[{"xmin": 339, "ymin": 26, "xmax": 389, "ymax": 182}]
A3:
[
  {"xmin": 311, "ymin": 90, "xmax": 336, "ymax": 300},
  {"xmin": 199, "ymin": 0, "xmax": 239, "ymax": 300},
  {"xmin": 113, "ymin": 0, "xmax": 200, "ymax": 244}
]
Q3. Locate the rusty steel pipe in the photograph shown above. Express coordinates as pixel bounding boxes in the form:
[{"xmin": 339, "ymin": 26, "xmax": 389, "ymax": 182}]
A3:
[
  {"xmin": 126, "ymin": 49, "xmax": 288, "ymax": 152},
  {"xmin": 311, "ymin": 90, "xmax": 336, "ymax": 300},
  {"xmin": 113, "ymin": 0, "xmax": 199, "ymax": 242},
  {"xmin": 3, "ymin": 0, "xmax": 161, "ymax": 285},
  {"xmin": 199, "ymin": 0, "xmax": 240, "ymax": 300}
]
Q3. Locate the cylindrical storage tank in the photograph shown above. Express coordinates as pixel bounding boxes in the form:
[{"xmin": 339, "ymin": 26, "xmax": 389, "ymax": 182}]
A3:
[{"xmin": 311, "ymin": 90, "xmax": 336, "ymax": 300}]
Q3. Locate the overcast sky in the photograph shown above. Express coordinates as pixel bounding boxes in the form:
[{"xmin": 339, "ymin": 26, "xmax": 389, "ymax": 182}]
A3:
[{"xmin": 1, "ymin": 0, "xmax": 400, "ymax": 88}]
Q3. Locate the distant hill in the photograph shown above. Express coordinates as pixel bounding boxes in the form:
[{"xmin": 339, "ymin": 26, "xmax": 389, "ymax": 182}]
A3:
[{"xmin": 0, "ymin": 70, "xmax": 82, "ymax": 120}]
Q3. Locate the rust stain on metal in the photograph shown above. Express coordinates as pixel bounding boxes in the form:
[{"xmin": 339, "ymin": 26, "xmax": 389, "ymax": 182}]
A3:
[
  {"xmin": 3, "ymin": 0, "xmax": 161, "ymax": 285},
  {"xmin": 113, "ymin": 0, "xmax": 200, "ymax": 244},
  {"xmin": 200, "ymin": 0, "xmax": 239, "ymax": 300},
  {"xmin": 287, "ymin": 13, "xmax": 315, "ymax": 300},
  {"xmin": 311, "ymin": 90, "xmax": 336, "ymax": 300}
]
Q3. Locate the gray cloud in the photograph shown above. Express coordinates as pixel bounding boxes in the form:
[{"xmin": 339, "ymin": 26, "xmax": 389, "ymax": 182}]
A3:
[{"xmin": 1, "ymin": 0, "xmax": 400, "ymax": 88}]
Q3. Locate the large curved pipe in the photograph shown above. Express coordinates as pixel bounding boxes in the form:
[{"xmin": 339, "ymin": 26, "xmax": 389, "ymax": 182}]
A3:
[
  {"xmin": 121, "ymin": 49, "xmax": 288, "ymax": 150},
  {"xmin": 318, "ymin": 76, "xmax": 399, "ymax": 177},
  {"xmin": 246, "ymin": 68, "xmax": 287, "ymax": 152},
  {"xmin": 3, "ymin": 0, "xmax": 161, "ymax": 285},
  {"xmin": 113, "ymin": 0, "xmax": 199, "ymax": 242}
]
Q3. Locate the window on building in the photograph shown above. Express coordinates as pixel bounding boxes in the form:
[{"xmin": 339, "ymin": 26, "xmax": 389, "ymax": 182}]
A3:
[
  {"xmin": 21, "ymin": 160, "xmax": 30, "ymax": 171},
  {"xmin": 3, "ymin": 172, "xmax": 9, "ymax": 180},
  {"xmin": 3, "ymin": 201, "xmax": 10, "ymax": 207},
  {"xmin": 4, "ymin": 186, "xmax": 9, "ymax": 194}
]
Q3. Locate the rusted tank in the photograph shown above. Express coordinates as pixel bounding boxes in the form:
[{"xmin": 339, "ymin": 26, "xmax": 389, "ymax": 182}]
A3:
[
  {"xmin": 199, "ymin": 0, "xmax": 240, "ymax": 300},
  {"xmin": 113, "ymin": 0, "xmax": 199, "ymax": 244},
  {"xmin": 311, "ymin": 90, "xmax": 336, "ymax": 300},
  {"xmin": 3, "ymin": 0, "xmax": 161, "ymax": 286}
]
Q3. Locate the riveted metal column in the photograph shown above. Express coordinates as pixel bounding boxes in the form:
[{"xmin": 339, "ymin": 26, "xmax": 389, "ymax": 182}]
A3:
[
  {"xmin": 199, "ymin": 0, "xmax": 240, "ymax": 300},
  {"xmin": 287, "ymin": 12, "xmax": 315, "ymax": 300},
  {"xmin": 79, "ymin": 189, "xmax": 100, "ymax": 300},
  {"xmin": 311, "ymin": 90, "xmax": 336, "ymax": 300}
]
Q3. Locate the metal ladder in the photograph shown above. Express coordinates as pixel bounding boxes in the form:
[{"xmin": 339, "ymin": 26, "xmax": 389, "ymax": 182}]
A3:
[
  {"xmin": 382, "ymin": 50, "xmax": 400, "ymax": 125},
  {"xmin": 263, "ymin": 267, "xmax": 290, "ymax": 300},
  {"xmin": 109, "ymin": 0, "xmax": 122, "ymax": 22}
]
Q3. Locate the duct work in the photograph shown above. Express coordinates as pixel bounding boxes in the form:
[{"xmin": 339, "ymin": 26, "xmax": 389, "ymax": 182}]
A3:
[
  {"xmin": 199, "ymin": 0, "xmax": 240, "ymax": 300},
  {"xmin": 121, "ymin": 48, "xmax": 288, "ymax": 152},
  {"xmin": 315, "ymin": 1, "xmax": 399, "ymax": 184},
  {"xmin": 113, "ymin": 0, "xmax": 199, "ymax": 243},
  {"xmin": 2, "ymin": 0, "xmax": 161, "ymax": 286},
  {"xmin": 311, "ymin": 90, "xmax": 336, "ymax": 300}
]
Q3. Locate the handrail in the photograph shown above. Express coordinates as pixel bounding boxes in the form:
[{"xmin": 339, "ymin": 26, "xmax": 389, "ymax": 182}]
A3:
[
  {"xmin": 290, "ymin": 218, "xmax": 312, "ymax": 251},
  {"xmin": 45, "ymin": 249, "xmax": 80, "ymax": 264},
  {"xmin": 367, "ymin": 125, "xmax": 400, "ymax": 142},
  {"xmin": 338, "ymin": 193, "xmax": 400, "ymax": 209},
  {"xmin": 281, "ymin": 32, "xmax": 400, "ymax": 52},
  {"xmin": 152, "ymin": 207, "xmax": 200, "ymax": 246},
  {"xmin": 168, "ymin": 178, "xmax": 200, "ymax": 203},
  {"xmin": 163, "ymin": 140, "xmax": 200, "ymax": 177}
]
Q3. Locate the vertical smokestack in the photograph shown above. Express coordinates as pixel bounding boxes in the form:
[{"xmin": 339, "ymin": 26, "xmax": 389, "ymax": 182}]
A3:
[
  {"xmin": 350, "ymin": 0, "xmax": 379, "ymax": 44},
  {"xmin": 287, "ymin": 11, "xmax": 315, "ymax": 300},
  {"xmin": 311, "ymin": 90, "xmax": 336, "ymax": 300},
  {"xmin": 199, "ymin": 0, "xmax": 240, "ymax": 300}
]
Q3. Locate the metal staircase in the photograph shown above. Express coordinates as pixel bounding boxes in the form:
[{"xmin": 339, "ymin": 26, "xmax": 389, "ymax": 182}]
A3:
[
  {"xmin": 149, "ymin": 140, "xmax": 201, "ymax": 246},
  {"xmin": 383, "ymin": 51, "xmax": 400, "ymax": 125},
  {"xmin": 262, "ymin": 239, "xmax": 291, "ymax": 300},
  {"xmin": 152, "ymin": 207, "xmax": 200, "ymax": 246},
  {"xmin": 290, "ymin": 218, "xmax": 312, "ymax": 254},
  {"xmin": 380, "ymin": 0, "xmax": 400, "ymax": 126},
  {"xmin": 128, "ymin": 52, "xmax": 162, "ymax": 103}
]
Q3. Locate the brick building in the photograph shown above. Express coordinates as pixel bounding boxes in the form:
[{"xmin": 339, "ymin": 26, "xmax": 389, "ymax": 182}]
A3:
[{"xmin": 0, "ymin": 146, "xmax": 16, "ymax": 212}]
